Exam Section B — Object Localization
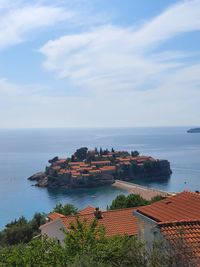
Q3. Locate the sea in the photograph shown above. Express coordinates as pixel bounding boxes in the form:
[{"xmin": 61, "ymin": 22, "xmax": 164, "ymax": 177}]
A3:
[{"xmin": 0, "ymin": 127, "xmax": 200, "ymax": 229}]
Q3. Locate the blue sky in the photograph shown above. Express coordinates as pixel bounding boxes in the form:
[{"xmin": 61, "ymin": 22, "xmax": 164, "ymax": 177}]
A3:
[{"xmin": 0, "ymin": 0, "xmax": 200, "ymax": 128}]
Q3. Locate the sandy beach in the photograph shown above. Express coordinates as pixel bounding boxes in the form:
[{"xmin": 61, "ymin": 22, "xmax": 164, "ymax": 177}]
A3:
[{"xmin": 112, "ymin": 180, "xmax": 174, "ymax": 200}]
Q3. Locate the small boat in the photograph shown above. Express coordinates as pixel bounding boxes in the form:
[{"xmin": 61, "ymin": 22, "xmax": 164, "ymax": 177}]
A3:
[{"xmin": 91, "ymin": 195, "xmax": 96, "ymax": 198}]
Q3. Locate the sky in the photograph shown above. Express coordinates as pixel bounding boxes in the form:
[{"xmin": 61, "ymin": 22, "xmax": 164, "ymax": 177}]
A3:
[{"xmin": 0, "ymin": 0, "xmax": 200, "ymax": 128}]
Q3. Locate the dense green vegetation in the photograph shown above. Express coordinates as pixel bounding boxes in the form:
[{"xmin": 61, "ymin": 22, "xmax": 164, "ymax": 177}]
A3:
[
  {"xmin": 0, "ymin": 217, "xmax": 194, "ymax": 267},
  {"xmin": 109, "ymin": 194, "xmax": 164, "ymax": 210},
  {"xmin": 0, "ymin": 213, "xmax": 46, "ymax": 247},
  {"xmin": 0, "ymin": 203, "xmax": 78, "ymax": 248},
  {"xmin": 0, "ymin": 193, "xmax": 197, "ymax": 267}
]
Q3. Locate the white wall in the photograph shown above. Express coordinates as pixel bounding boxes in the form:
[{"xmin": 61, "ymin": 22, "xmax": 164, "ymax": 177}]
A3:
[
  {"xmin": 134, "ymin": 211, "xmax": 162, "ymax": 248},
  {"xmin": 40, "ymin": 219, "xmax": 66, "ymax": 245}
]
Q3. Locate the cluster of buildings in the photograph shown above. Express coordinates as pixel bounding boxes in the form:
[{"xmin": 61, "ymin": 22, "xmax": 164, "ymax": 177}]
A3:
[
  {"xmin": 40, "ymin": 191, "xmax": 200, "ymax": 264},
  {"xmin": 28, "ymin": 148, "xmax": 171, "ymax": 188},
  {"xmin": 50, "ymin": 159, "xmax": 116, "ymax": 179},
  {"xmin": 48, "ymin": 150, "xmax": 158, "ymax": 180},
  {"xmin": 30, "ymin": 148, "xmax": 171, "ymax": 187}
]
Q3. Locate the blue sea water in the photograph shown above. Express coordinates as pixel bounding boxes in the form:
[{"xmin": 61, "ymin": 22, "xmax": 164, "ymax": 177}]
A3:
[{"xmin": 0, "ymin": 127, "xmax": 200, "ymax": 229}]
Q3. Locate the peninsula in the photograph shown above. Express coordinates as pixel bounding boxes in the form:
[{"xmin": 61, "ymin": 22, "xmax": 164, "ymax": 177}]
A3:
[
  {"xmin": 28, "ymin": 147, "xmax": 172, "ymax": 188},
  {"xmin": 187, "ymin": 128, "xmax": 200, "ymax": 133}
]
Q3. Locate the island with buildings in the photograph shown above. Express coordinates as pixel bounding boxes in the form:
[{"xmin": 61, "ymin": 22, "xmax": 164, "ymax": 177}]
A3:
[
  {"xmin": 187, "ymin": 127, "xmax": 200, "ymax": 133},
  {"xmin": 28, "ymin": 147, "xmax": 172, "ymax": 188}
]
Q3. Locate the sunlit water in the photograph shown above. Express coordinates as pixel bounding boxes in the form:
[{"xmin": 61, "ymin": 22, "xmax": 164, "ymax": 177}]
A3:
[{"xmin": 0, "ymin": 127, "xmax": 199, "ymax": 228}]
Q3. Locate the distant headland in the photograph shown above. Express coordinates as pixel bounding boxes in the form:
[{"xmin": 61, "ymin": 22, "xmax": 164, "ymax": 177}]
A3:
[
  {"xmin": 28, "ymin": 147, "xmax": 172, "ymax": 188},
  {"xmin": 187, "ymin": 128, "xmax": 200, "ymax": 133}
]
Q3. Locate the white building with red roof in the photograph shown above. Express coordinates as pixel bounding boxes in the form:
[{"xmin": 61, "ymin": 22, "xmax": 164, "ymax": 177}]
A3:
[
  {"xmin": 40, "ymin": 206, "xmax": 138, "ymax": 245},
  {"xmin": 134, "ymin": 191, "xmax": 200, "ymax": 264},
  {"xmin": 40, "ymin": 191, "xmax": 200, "ymax": 264}
]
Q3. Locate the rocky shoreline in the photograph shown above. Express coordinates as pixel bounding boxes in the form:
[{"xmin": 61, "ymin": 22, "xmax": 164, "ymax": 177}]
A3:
[{"xmin": 28, "ymin": 172, "xmax": 115, "ymax": 188}]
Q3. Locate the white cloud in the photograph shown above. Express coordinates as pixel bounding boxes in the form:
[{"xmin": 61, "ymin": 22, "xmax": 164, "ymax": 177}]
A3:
[
  {"xmin": 133, "ymin": 0, "xmax": 200, "ymax": 50},
  {"xmin": 40, "ymin": 26, "xmax": 180, "ymax": 94},
  {"xmin": 1, "ymin": 61, "xmax": 200, "ymax": 128},
  {"xmin": 1, "ymin": 0, "xmax": 200, "ymax": 127},
  {"xmin": 40, "ymin": 0, "xmax": 200, "ymax": 94},
  {"xmin": 0, "ymin": 2, "xmax": 73, "ymax": 49}
]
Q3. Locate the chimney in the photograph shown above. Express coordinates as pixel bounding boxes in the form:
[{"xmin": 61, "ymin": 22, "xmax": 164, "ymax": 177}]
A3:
[{"xmin": 94, "ymin": 207, "xmax": 103, "ymax": 219}]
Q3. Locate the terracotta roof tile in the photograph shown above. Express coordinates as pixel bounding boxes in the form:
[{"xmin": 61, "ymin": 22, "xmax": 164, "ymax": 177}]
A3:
[
  {"xmin": 159, "ymin": 220, "xmax": 200, "ymax": 263},
  {"xmin": 61, "ymin": 207, "xmax": 137, "ymax": 237},
  {"xmin": 48, "ymin": 212, "xmax": 65, "ymax": 220},
  {"xmin": 68, "ymin": 162, "xmax": 86, "ymax": 166},
  {"xmin": 56, "ymin": 159, "xmax": 66, "ymax": 164},
  {"xmin": 79, "ymin": 206, "xmax": 95, "ymax": 215},
  {"xmin": 136, "ymin": 191, "xmax": 200, "ymax": 222},
  {"xmin": 91, "ymin": 161, "xmax": 111, "ymax": 165},
  {"xmin": 99, "ymin": 166, "xmax": 116, "ymax": 171}
]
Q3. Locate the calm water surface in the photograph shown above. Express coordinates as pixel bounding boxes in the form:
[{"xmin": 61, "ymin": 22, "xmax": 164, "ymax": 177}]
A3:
[{"xmin": 0, "ymin": 127, "xmax": 200, "ymax": 228}]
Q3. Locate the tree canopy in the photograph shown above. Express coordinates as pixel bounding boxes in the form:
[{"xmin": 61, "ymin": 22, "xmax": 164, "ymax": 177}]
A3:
[
  {"xmin": 53, "ymin": 203, "xmax": 78, "ymax": 216},
  {"xmin": 74, "ymin": 147, "xmax": 88, "ymax": 161},
  {"xmin": 0, "ymin": 213, "xmax": 46, "ymax": 247},
  {"xmin": 109, "ymin": 194, "xmax": 163, "ymax": 210}
]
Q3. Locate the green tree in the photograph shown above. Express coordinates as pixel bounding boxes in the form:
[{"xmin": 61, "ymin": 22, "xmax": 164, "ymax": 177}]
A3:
[
  {"xmin": 53, "ymin": 203, "xmax": 78, "ymax": 216},
  {"xmin": 64, "ymin": 217, "xmax": 105, "ymax": 259},
  {"xmin": 131, "ymin": 151, "xmax": 140, "ymax": 157},
  {"xmin": 109, "ymin": 195, "xmax": 128, "ymax": 210},
  {"xmin": 1, "ymin": 217, "xmax": 33, "ymax": 246},
  {"xmin": 75, "ymin": 147, "xmax": 88, "ymax": 161},
  {"xmin": 150, "ymin": 195, "xmax": 164, "ymax": 203},
  {"xmin": 0, "ymin": 213, "xmax": 46, "ymax": 247},
  {"xmin": 95, "ymin": 236, "xmax": 147, "ymax": 267},
  {"xmin": 31, "ymin": 213, "xmax": 46, "ymax": 233},
  {"xmin": 126, "ymin": 194, "xmax": 149, "ymax": 207},
  {"xmin": 109, "ymin": 194, "xmax": 163, "ymax": 210},
  {"xmin": 48, "ymin": 156, "xmax": 58, "ymax": 164}
]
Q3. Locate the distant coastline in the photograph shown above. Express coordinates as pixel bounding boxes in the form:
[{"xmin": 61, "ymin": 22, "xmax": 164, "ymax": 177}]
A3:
[{"xmin": 187, "ymin": 128, "xmax": 200, "ymax": 133}]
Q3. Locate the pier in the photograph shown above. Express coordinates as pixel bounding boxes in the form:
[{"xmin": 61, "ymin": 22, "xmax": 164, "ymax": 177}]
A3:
[{"xmin": 112, "ymin": 180, "xmax": 174, "ymax": 200}]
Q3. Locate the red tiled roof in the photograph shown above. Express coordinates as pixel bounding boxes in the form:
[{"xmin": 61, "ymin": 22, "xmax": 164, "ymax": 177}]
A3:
[
  {"xmin": 78, "ymin": 167, "xmax": 93, "ymax": 171},
  {"xmin": 121, "ymin": 162, "xmax": 131, "ymax": 166},
  {"xmin": 136, "ymin": 191, "xmax": 200, "ymax": 223},
  {"xmin": 68, "ymin": 162, "xmax": 86, "ymax": 166},
  {"xmin": 48, "ymin": 212, "xmax": 65, "ymax": 220},
  {"xmin": 56, "ymin": 159, "xmax": 66, "ymax": 164},
  {"xmin": 61, "ymin": 207, "xmax": 137, "ymax": 237},
  {"xmin": 117, "ymin": 157, "xmax": 131, "ymax": 162},
  {"xmin": 99, "ymin": 166, "xmax": 116, "ymax": 171},
  {"xmin": 79, "ymin": 206, "xmax": 95, "ymax": 215},
  {"xmin": 159, "ymin": 220, "xmax": 200, "ymax": 262},
  {"xmin": 91, "ymin": 161, "xmax": 110, "ymax": 165}
]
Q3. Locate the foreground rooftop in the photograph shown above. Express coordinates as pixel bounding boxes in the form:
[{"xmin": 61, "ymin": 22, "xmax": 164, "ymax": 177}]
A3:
[
  {"xmin": 136, "ymin": 191, "xmax": 200, "ymax": 222},
  {"xmin": 46, "ymin": 206, "xmax": 138, "ymax": 237}
]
